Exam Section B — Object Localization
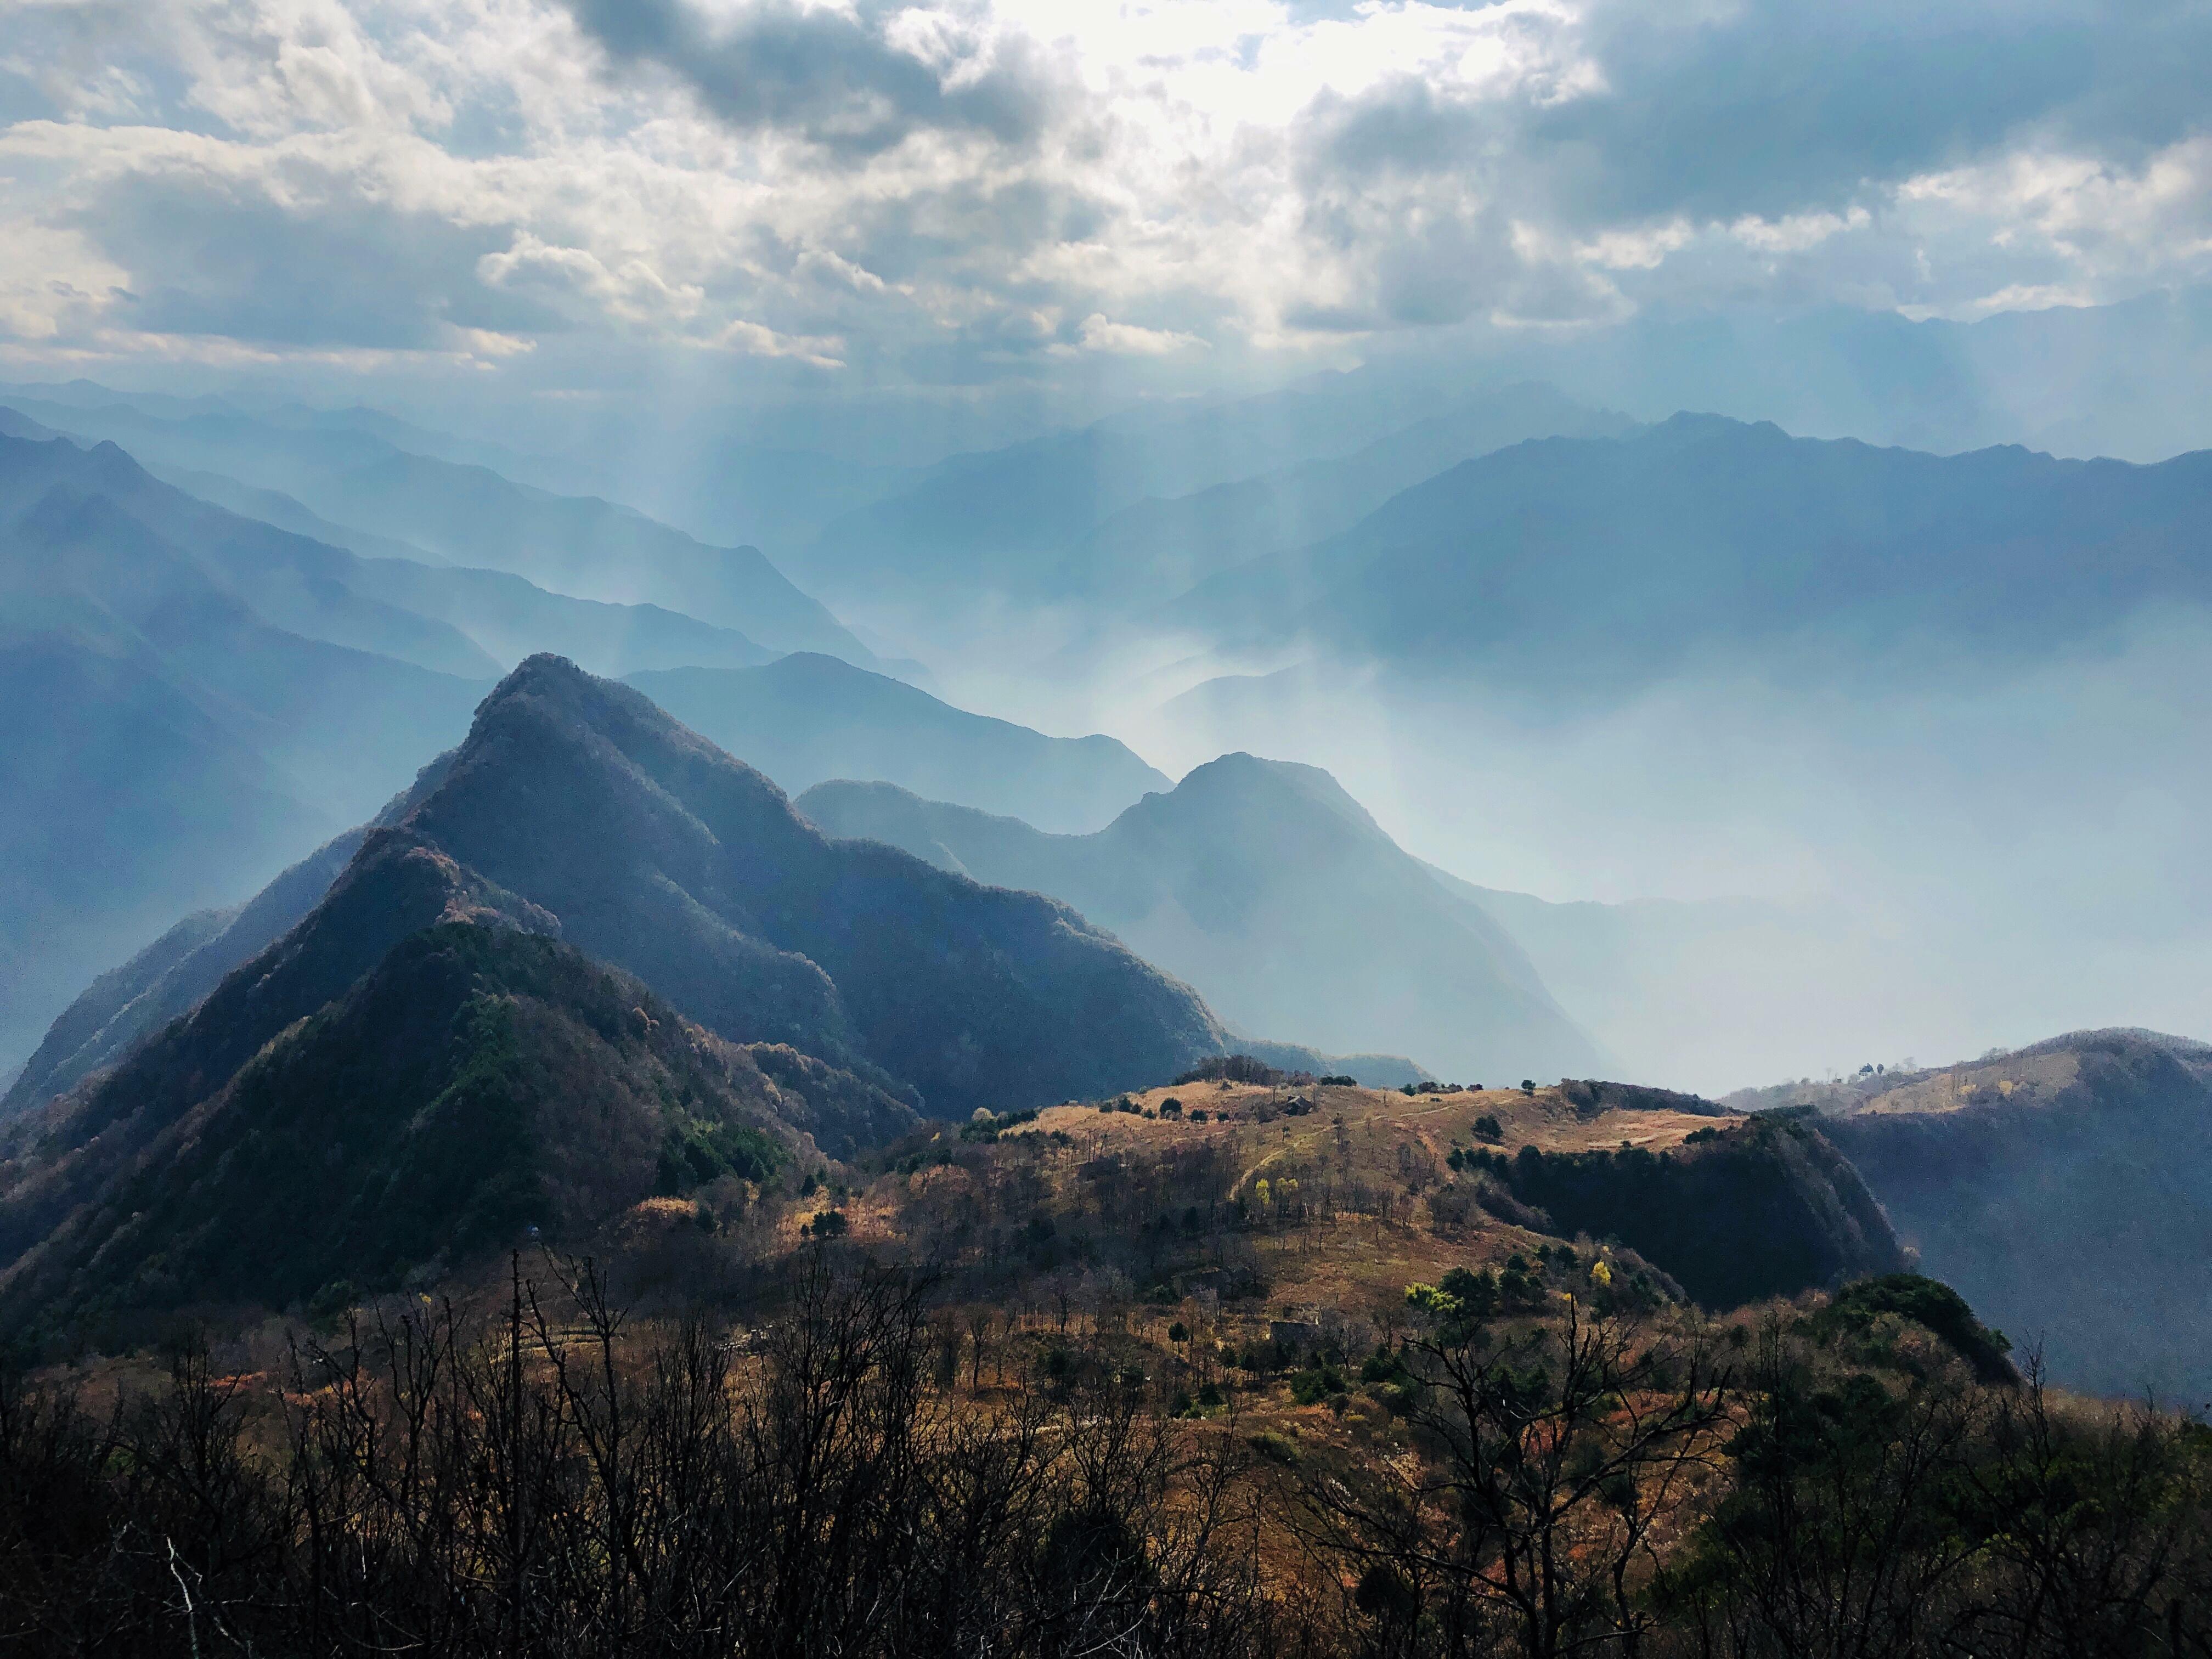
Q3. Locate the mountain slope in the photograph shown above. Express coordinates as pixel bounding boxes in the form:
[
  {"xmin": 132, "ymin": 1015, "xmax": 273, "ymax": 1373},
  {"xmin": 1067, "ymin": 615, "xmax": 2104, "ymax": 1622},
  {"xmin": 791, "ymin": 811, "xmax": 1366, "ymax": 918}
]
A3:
[
  {"xmin": 1732, "ymin": 1030, "xmax": 2212, "ymax": 1401},
  {"xmin": 390, "ymin": 657, "xmax": 1227, "ymax": 1109},
  {"xmin": 803, "ymin": 380, "xmax": 1622, "ymax": 609},
  {"xmin": 0, "ymin": 430, "xmax": 496, "ymax": 678},
  {"xmin": 0, "ymin": 443, "xmax": 489, "ymax": 1071},
  {"xmin": 0, "ymin": 921, "xmax": 912, "ymax": 1333},
  {"xmin": 1, "ymin": 394, "xmax": 877, "ymax": 666},
  {"xmin": 12, "ymin": 655, "xmax": 1231, "ymax": 1125},
  {"xmin": 0, "ymin": 624, "xmax": 335, "ymax": 1069},
  {"xmin": 2, "ymin": 415, "xmax": 783, "ymax": 679},
  {"xmin": 1062, "ymin": 386, "xmax": 1635, "ymax": 607},
  {"xmin": 1174, "ymin": 415, "xmax": 2212, "ymax": 683},
  {"xmin": 628, "ymin": 654, "xmax": 1169, "ymax": 834},
  {"xmin": 1, "ymin": 741, "xmax": 460, "ymax": 1119},
  {"xmin": 797, "ymin": 758, "xmax": 1601, "ymax": 1082}
]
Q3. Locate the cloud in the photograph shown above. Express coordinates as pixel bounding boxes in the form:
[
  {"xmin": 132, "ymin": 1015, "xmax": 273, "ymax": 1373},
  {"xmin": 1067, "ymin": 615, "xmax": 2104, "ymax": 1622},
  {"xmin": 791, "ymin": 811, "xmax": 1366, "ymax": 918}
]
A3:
[
  {"xmin": 1073, "ymin": 313, "xmax": 1204, "ymax": 354},
  {"xmin": 0, "ymin": 0, "xmax": 2205, "ymax": 392},
  {"xmin": 52, "ymin": 162, "xmax": 560, "ymax": 351},
  {"xmin": 560, "ymin": 0, "xmax": 1058, "ymax": 157}
]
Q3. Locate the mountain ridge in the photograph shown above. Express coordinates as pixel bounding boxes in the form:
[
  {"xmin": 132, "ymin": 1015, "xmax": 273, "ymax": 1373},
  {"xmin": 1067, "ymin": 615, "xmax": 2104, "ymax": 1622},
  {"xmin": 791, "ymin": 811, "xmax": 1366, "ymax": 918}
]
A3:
[
  {"xmin": 1728, "ymin": 1028, "xmax": 2212, "ymax": 1401},
  {"xmin": 629, "ymin": 653, "xmax": 1170, "ymax": 834},
  {"xmin": 797, "ymin": 757, "xmax": 1601, "ymax": 1082},
  {"xmin": 1170, "ymin": 414, "xmax": 2212, "ymax": 685}
]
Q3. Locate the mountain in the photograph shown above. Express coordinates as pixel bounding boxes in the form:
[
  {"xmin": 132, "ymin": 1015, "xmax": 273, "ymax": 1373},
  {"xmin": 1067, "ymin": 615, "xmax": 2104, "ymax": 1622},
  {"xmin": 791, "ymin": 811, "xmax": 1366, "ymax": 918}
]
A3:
[
  {"xmin": 800, "ymin": 382, "xmax": 1626, "ymax": 611},
  {"xmin": 1172, "ymin": 414, "xmax": 2212, "ymax": 686},
  {"xmin": 149, "ymin": 461, "xmax": 781, "ymax": 677},
  {"xmin": 796, "ymin": 758, "xmax": 1602, "ymax": 1084},
  {"xmin": 0, "ymin": 748, "xmax": 457, "ymax": 1121},
  {"xmin": 1060, "ymin": 386, "xmax": 1635, "ymax": 608},
  {"xmin": 2, "ymin": 413, "xmax": 782, "ymax": 679},
  {"xmin": 628, "ymin": 654, "xmax": 1170, "ymax": 834},
  {"xmin": 0, "ymin": 428, "xmax": 499, "ymax": 679},
  {"xmin": 0, "ymin": 919, "xmax": 914, "ymax": 1335},
  {"xmin": 0, "ymin": 393, "xmax": 879, "ymax": 668},
  {"xmin": 1729, "ymin": 1029, "xmax": 2212, "ymax": 1402},
  {"xmin": 21, "ymin": 655, "xmax": 1229, "ymax": 1111},
  {"xmin": 0, "ymin": 437, "xmax": 492, "ymax": 1071},
  {"xmin": 0, "ymin": 652, "xmax": 1267, "ymax": 1324}
]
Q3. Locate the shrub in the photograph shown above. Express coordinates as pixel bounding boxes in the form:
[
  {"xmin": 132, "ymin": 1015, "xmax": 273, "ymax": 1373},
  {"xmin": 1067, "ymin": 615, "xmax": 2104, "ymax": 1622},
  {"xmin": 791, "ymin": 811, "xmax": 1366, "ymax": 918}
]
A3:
[
  {"xmin": 1289, "ymin": 1364, "xmax": 1348, "ymax": 1405},
  {"xmin": 1174, "ymin": 1054, "xmax": 1282, "ymax": 1087}
]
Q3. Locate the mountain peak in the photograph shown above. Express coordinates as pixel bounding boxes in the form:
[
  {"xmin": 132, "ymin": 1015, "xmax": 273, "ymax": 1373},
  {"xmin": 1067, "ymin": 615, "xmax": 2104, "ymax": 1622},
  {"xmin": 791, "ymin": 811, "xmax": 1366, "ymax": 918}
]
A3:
[
  {"xmin": 1168, "ymin": 752, "xmax": 1386, "ymax": 838},
  {"xmin": 232, "ymin": 657, "xmax": 1227, "ymax": 1115}
]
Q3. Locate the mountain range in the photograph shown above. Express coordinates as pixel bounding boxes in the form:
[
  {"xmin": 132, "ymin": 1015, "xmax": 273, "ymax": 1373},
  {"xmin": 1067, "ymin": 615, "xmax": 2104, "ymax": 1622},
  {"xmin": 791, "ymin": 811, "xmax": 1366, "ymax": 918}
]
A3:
[
  {"xmin": 798, "ymin": 382, "xmax": 1630, "ymax": 628},
  {"xmin": 0, "ymin": 652, "xmax": 1261, "ymax": 1329},
  {"xmin": 797, "ymin": 757, "xmax": 1602, "ymax": 1084},
  {"xmin": 1729, "ymin": 1029, "xmax": 2212, "ymax": 1403},
  {"xmin": 1169, "ymin": 413, "xmax": 2212, "ymax": 689},
  {"xmin": 0, "ymin": 392, "xmax": 882, "ymax": 669},
  {"xmin": 629, "ymin": 654, "xmax": 1169, "ymax": 834},
  {"xmin": 0, "ymin": 427, "xmax": 491, "ymax": 1070}
]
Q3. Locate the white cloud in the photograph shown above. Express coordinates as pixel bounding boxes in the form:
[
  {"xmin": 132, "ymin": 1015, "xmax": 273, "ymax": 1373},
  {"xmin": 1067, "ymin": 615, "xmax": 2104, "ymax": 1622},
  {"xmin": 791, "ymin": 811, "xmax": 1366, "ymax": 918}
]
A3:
[
  {"xmin": 0, "ymin": 0, "xmax": 2205, "ymax": 387},
  {"xmin": 1072, "ymin": 312, "xmax": 1203, "ymax": 354}
]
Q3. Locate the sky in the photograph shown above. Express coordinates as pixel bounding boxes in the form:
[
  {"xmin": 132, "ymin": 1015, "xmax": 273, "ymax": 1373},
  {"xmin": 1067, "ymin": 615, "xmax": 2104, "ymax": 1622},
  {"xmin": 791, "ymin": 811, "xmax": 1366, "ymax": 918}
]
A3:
[{"xmin": 4, "ymin": 0, "xmax": 2211, "ymax": 417}]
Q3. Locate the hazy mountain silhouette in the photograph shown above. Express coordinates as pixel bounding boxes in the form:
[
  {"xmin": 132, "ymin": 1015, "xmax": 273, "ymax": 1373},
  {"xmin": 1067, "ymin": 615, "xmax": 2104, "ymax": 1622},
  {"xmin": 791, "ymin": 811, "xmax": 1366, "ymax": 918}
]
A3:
[
  {"xmin": 1, "ymin": 393, "xmax": 878, "ymax": 668},
  {"xmin": 629, "ymin": 654, "xmax": 1169, "ymax": 834},
  {"xmin": 1061, "ymin": 386, "xmax": 1634, "ymax": 608},
  {"xmin": 0, "ymin": 428, "xmax": 498, "ymax": 678},
  {"xmin": 151, "ymin": 460, "xmax": 781, "ymax": 676},
  {"xmin": 4, "ymin": 412, "xmax": 783, "ymax": 680},
  {"xmin": 0, "ymin": 624, "xmax": 334, "ymax": 1074},
  {"xmin": 0, "ymin": 437, "xmax": 492, "ymax": 1071},
  {"xmin": 797, "ymin": 758, "xmax": 1602, "ymax": 1084},
  {"xmin": 1728, "ymin": 1029, "xmax": 2212, "ymax": 1402},
  {"xmin": 1419, "ymin": 863, "xmax": 1807, "ymax": 1087},
  {"xmin": 1174, "ymin": 414, "xmax": 2212, "ymax": 686},
  {"xmin": 0, "ymin": 917, "xmax": 916, "ymax": 1333},
  {"xmin": 803, "ymin": 382, "xmax": 1624, "ymax": 607}
]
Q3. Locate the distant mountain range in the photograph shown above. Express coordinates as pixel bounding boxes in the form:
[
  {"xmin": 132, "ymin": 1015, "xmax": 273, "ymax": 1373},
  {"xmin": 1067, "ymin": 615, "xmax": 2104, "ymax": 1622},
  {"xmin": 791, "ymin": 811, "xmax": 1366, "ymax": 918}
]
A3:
[
  {"xmin": 1171, "ymin": 414, "xmax": 2212, "ymax": 687},
  {"xmin": 800, "ymin": 382, "xmax": 1629, "ymax": 627},
  {"xmin": 0, "ymin": 412, "xmax": 994, "ymax": 1075},
  {"xmin": 1728, "ymin": 1029, "xmax": 2212, "ymax": 1403},
  {"xmin": 0, "ymin": 427, "xmax": 490, "ymax": 1070},
  {"xmin": 0, "ymin": 392, "xmax": 880, "ymax": 669},
  {"xmin": 630, "ymin": 654, "xmax": 1169, "ymax": 834},
  {"xmin": 797, "ymin": 756, "xmax": 1602, "ymax": 1084}
]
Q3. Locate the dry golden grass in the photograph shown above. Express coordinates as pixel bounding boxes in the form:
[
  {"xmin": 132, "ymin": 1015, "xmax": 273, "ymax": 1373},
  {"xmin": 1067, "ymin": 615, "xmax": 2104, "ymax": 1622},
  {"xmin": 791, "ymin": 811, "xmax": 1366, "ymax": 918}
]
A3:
[
  {"xmin": 1847, "ymin": 1047, "xmax": 2082, "ymax": 1115},
  {"xmin": 987, "ymin": 1080, "xmax": 1728, "ymax": 1327}
]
